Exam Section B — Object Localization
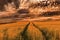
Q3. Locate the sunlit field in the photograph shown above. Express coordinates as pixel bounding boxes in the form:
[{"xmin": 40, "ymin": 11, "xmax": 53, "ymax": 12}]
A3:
[
  {"xmin": 0, "ymin": 20, "xmax": 60, "ymax": 40},
  {"xmin": 0, "ymin": 0, "xmax": 60, "ymax": 40}
]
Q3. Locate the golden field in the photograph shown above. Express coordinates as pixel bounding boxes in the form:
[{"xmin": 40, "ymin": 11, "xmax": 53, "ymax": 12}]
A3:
[
  {"xmin": 0, "ymin": 20, "xmax": 60, "ymax": 40},
  {"xmin": 0, "ymin": 0, "xmax": 60, "ymax": 40}
]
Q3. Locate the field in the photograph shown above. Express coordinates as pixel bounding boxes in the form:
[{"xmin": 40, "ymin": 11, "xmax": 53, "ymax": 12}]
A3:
[
  {"xmin": 0, "ymin": 20, "xmax": 60, "ymax": 40},
  {"xmin": 0, "ymin": 0, "xmax": 60, "ymax": 40}
]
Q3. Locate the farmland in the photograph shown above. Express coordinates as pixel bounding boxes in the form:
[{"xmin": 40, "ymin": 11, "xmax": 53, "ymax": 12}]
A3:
[
  {"xmin": 0, "ymin": 0, "xmax": 60, "ymax": 40},
  {"xmin": 0, "ymin": 20, "xmax": 60, "ymax": 40}
]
